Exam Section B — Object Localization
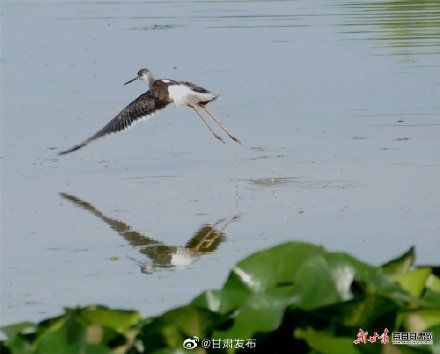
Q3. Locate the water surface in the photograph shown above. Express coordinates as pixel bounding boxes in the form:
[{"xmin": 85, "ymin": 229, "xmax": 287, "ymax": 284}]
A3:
[{"xmin": 1, "ymin": 0, "xmax": 439, "ymax": 325}]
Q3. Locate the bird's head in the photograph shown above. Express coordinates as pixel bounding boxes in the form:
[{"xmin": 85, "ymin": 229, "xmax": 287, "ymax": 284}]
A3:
[
  {"xmin": 124, "ymin": 68, "xmax": 154, "ymax": 87},
  {"xmin": 138, "ymin": 68, "xmax": 150, "ymax": 77}
]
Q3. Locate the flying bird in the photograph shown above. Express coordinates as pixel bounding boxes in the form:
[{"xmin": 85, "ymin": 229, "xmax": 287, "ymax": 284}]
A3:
[{"xmin": 58, "ymin": 68, "xmax": 241, "ymax": 155}]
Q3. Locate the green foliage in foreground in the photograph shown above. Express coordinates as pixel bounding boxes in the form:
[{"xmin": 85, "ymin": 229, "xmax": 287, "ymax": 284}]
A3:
[{"xmin": 1, "ymin": 242, "xmax": 440, "ymax": 354}]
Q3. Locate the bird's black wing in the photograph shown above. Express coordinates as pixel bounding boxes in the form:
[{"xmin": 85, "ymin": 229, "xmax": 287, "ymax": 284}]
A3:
[
  {"xmin": 180, "ymin": 81, "xmax": 218, "ymax": 104},
  {"xmin": 59, "ymin": 89, "xmax": 169, "ymax": 155},
  {"xmin": 181, "ymin": 81, "xmax": 210, "ymax": 93}
]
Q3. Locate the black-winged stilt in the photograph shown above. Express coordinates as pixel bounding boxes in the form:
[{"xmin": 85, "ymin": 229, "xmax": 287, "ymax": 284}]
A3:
[{"xmin": 58, "ymin": 68, "xmax": 241, "ymax": 155}]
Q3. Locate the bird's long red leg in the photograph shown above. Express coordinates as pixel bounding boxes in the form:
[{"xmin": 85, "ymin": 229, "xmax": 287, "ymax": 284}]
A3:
[
  {"xmin": 201, "ymin": 105, "xmax": 242, "ymax": 145},
  {"xmin": 190, "ymin": 105, "xmax": 225, "ymax": 143}
]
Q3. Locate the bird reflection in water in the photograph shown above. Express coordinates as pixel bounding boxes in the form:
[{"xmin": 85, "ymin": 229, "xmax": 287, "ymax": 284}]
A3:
[{"xmin": 60, "ymin": 193, "xmax": 241, "ymax": 274}]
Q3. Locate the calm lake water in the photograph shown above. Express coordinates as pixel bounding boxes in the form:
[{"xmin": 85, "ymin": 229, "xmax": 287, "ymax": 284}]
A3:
[{"xmin": 1, "ymin": 0, "xmax": 439, "ymax": 325}]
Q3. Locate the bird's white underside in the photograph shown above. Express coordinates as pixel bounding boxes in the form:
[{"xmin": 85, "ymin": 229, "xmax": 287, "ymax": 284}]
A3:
[{"xmin": 168, "ymin": 84, "xmax": 215, "ymax": 107}]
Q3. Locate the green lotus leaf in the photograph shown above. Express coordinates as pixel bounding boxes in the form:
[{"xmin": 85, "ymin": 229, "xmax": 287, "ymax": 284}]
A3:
[
  {"xmin": 213, "ymin": 286, "xmax": 299, "ymax": 339},
  {"xmin": 292, "ymin": 252, "xmax": 402, "ymax": 310},
  {"xmin": 426, "ymin": 274, "xmax": 440, "ymax": 293},
  {"xmin": 425, "ymin": 325, "xmax": 440, "ymax": 354},
  {"xmin": 139, "ymin": 305, "xmax": 218, "ymax": 351},
  {"xmin": 398, "ymin": 310, "xmax": 440, "ymax": 332},
  {"xmin": 382, "ymin": 247, "xmax": 415, "ymax": 277},
  {"xmin": 78, "ymin": 305, "xmax": 140, "ymax": 333},
  {"xmin": 192, "ymin": 288, "xmax": 250, "ymax": 315},
  {"xmin": 397, "ymin": 268, "xmax": 432, "ymax": 297},
  {"xmin": 294, "ymin": 327, "xmax": 360, "ymax": 354},
  {"xmin": 223, "ymin": 242, "xmax": 324, "ymax": 293},
  {"xmin": 0, "ymin": 322, "xmax": 36, "ymax": 354},
  {"xmin": 328, "ymin": 295, "xmax": 399, "ymax": 330},
  {"xmin": 33, "ymin": 315, "xmax": 108, "ymax": 354}
]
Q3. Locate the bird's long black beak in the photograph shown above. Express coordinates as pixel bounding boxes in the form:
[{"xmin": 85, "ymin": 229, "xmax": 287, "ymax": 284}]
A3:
[{"xmin": 124, "ymin": 76, "xmax": 139, "ymax": 85}]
